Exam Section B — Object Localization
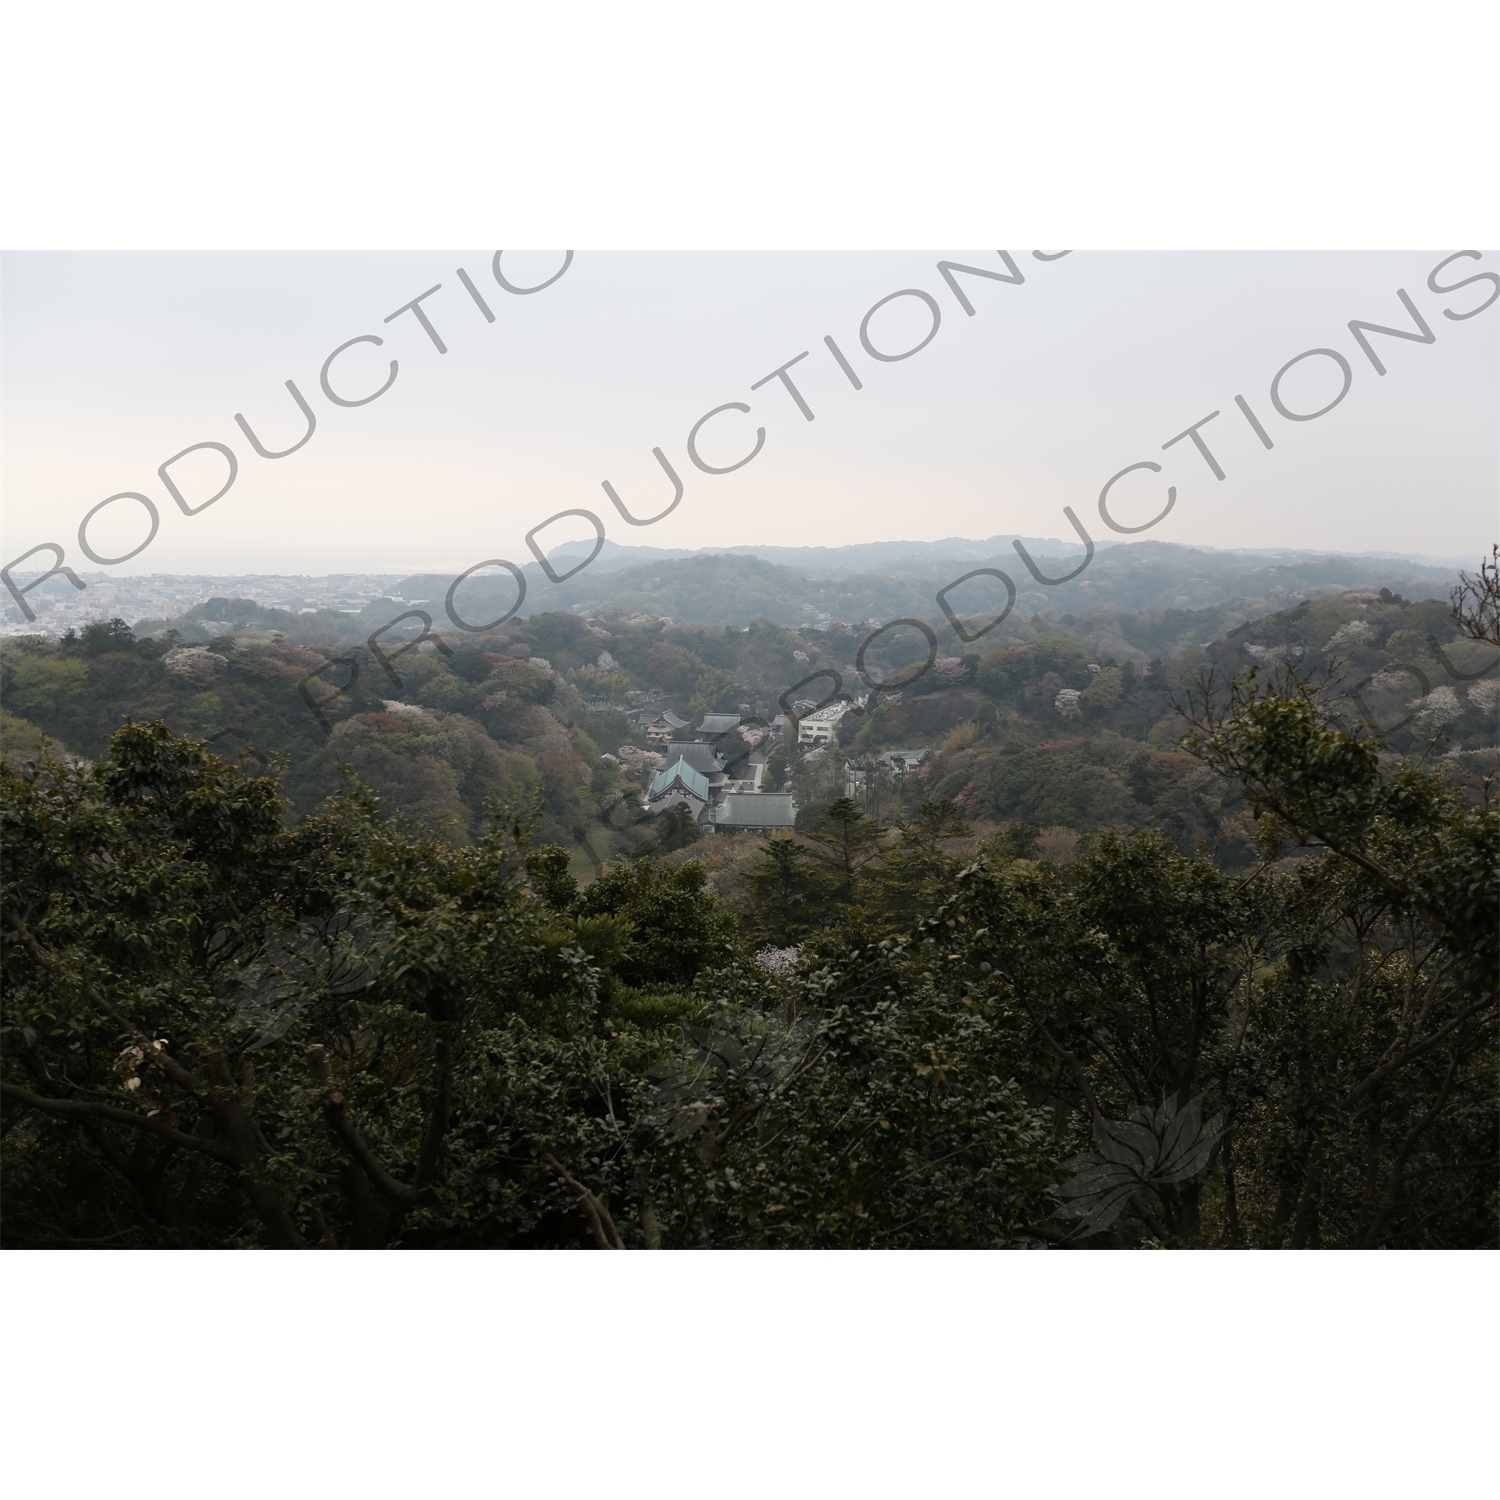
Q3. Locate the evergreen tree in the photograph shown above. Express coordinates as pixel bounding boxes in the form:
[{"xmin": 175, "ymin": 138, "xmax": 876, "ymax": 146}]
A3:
[
  {"xmin": 800, "ymin": 796, "xmax": 886, "ymax": 904},
  {"xmin": 865, "ymin": 799, "xmax": 970, "ymax": 921},
  {"xmin": 744, "ymin": 837, "xmax": 831, "ymax": 943}
]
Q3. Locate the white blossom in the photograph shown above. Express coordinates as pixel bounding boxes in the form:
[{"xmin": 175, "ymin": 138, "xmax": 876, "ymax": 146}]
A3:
[
  {"xmin": 1465, "ymin": 678, "xmax": 1499, "ymax": 715},
  {"xmin": 162, "ymin": 647, "xmax": 228, "ymax": 683},
  {"xmin": 756, "ymin": 945, "xmax": 802, "ymax": 976},
  {"xmin": 1326, "ymin": 619, "xmax": 1375, "ymax": 651},
  {"xmin": 1409, "ymin": 685, "xmax": 1463, "ymax": 727},
  {"xmin": 1055, "ymin": 688, "xmax": 1082, "ymax": 719},
  {"xmin": 1244, "ymin": 643, "xmax": 1303, "ymax": 665}
]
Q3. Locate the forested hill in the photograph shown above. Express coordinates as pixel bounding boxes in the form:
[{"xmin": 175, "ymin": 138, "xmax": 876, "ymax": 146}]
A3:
[
  {"xmin": 4, "ymin": 569, "xmax": 1496, "ymax": 1250},
  {"xmin": 4, "ymin": 574, "xmax": 1494, "ymax": 882},
  {"xmin": 105, "ymin": 541, "xmax": 1458, "ymax": 647},
  {"xmin": 383, "ymin": 540, "xmax": 1456, "ymax": 631}
]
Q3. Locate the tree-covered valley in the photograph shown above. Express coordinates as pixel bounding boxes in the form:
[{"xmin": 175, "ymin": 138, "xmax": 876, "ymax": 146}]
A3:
[{"xmin": 2, "ymin": 549, "xmax": 1495, "ymax": 1249}]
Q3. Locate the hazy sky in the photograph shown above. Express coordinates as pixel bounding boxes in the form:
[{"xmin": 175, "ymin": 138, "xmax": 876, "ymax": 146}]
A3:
[{"xmin": 2, "ymin": 250, "xmax": 1495, "ymax": 577}]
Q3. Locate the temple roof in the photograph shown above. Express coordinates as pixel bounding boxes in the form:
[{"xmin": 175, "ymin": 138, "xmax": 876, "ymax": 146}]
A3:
[
  {"xmin": 664, "ymin": 741, "xmax": 725, "ymax": 775},
  {"xmin": 715, "ymin": 792, "xmax": 797, "ymax": 828},
  {"xmin": 648, "ymin": 757, "xmax": 710, "ymax": 802}
]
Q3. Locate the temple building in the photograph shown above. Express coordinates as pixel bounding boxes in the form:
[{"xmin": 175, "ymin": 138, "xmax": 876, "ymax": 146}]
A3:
[
  {"xmin": 646, "ymin": 757, "xmax": 712, "ymax": 821},
  {"xmin": 714, "ymin": 792, "xmax": 797, "ymax": 831}
]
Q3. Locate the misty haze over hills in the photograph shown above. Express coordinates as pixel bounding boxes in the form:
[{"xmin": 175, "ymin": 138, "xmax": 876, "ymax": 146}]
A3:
[
  {"xmin": 539, "ymin": 536, "xmax": 1480, "ymax": 575},
  {"xmin": 539, "ymin": 535, "xmax": 1101, "ymax": 575},
  {"xmin": 380, "ymin": 538, "xmax": 1463, "ymax": 635},
  {"xmin": 7, "ymin": 537, "xmax": 1468, "ymax": 644}
]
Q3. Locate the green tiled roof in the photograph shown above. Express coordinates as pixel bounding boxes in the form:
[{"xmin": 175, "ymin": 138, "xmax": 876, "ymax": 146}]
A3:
[{"xmin": 649, "ymin": 757, "xmax": 710, "ymax": 802}]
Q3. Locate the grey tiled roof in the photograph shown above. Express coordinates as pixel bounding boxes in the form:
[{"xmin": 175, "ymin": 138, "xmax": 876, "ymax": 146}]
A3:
[
  {"xmin": 715, "ymin": 792, "xmax": 797, "ymax": 828},
  {"xmin": 649, "ymin": 758, "xmax": 710, "ymax": 802},
  {"xmin": 665, "ymin": 741, "xmax": 725, "ymax": 774},
  {"xmin": 880, "ymin": 748, "xmax": 931, "ymax": 769}
]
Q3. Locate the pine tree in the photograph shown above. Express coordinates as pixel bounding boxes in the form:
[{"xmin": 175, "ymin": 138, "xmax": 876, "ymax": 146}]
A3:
[
  {"xmin": 744, "ymin": 836, "xmax": 830, "ymax": 944},
  {"xmin": 800, "ymin": 796, "xmax": 886, "ymax": 905},
  {"xmin": 866, "ymin": 799, "xmax": 970, "ymax": 921}
]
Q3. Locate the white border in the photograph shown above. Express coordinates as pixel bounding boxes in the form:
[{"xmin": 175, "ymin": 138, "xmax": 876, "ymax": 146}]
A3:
[
  {"xmin": 2, "ymin": 4, "xmax": 1494, "ymax": 1492},
  {"xmin": 1, "ymin": 1, "xmax": 1497, "ymax": 249}
]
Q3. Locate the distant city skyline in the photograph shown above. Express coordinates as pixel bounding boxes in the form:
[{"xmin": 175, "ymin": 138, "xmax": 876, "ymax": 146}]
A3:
[{"xmin": 3, "ymin": 251, "xmax": 1495, "ymax": 583}]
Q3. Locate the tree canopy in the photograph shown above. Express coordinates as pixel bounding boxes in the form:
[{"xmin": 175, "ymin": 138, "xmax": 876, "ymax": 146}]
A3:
[{"xmin": 4, "ymin": 657, "xmax": 1493, "ymax": 1247}]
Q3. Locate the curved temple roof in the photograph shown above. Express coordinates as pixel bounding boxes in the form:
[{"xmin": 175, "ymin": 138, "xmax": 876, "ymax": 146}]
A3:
[{"xmin": 648, "ymin": 757, "xmax": 710, "ymax": 803}]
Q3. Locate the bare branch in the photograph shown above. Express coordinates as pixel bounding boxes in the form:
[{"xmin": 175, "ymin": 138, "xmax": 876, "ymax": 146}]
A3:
[
  {"xmin": 1018, "ymin": 1004, "xmax": 1103, "ymax": 1119},
  {"xmin": 1, "ymin": 1081, "xmax": 238, "ymax": 1163},
  {"xmin": 411, "ymin": 1030, "xmax": 453, "ymax": 1194},
  {"xmin": 3, "ymin": 906, "xmax": 52, "ymax": 969},
  {"xmin": 542, "ymin": 1152, "xmax": 625, "ymax": 1249},
  {"xmin": 1338, "ymin": 995, "xmax": 1495, "ymax": 1113},
  {"xmin": 634, "ymin": 1164, "xmax": 662, "ymax": 1250},
  {"xmin": 1451, "ymin": 543, "xmax": 1500, "ymax": 648},
  {"xmin": 323, "ymin": 1093, "xmax": 418, "ymax": 1207}
]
